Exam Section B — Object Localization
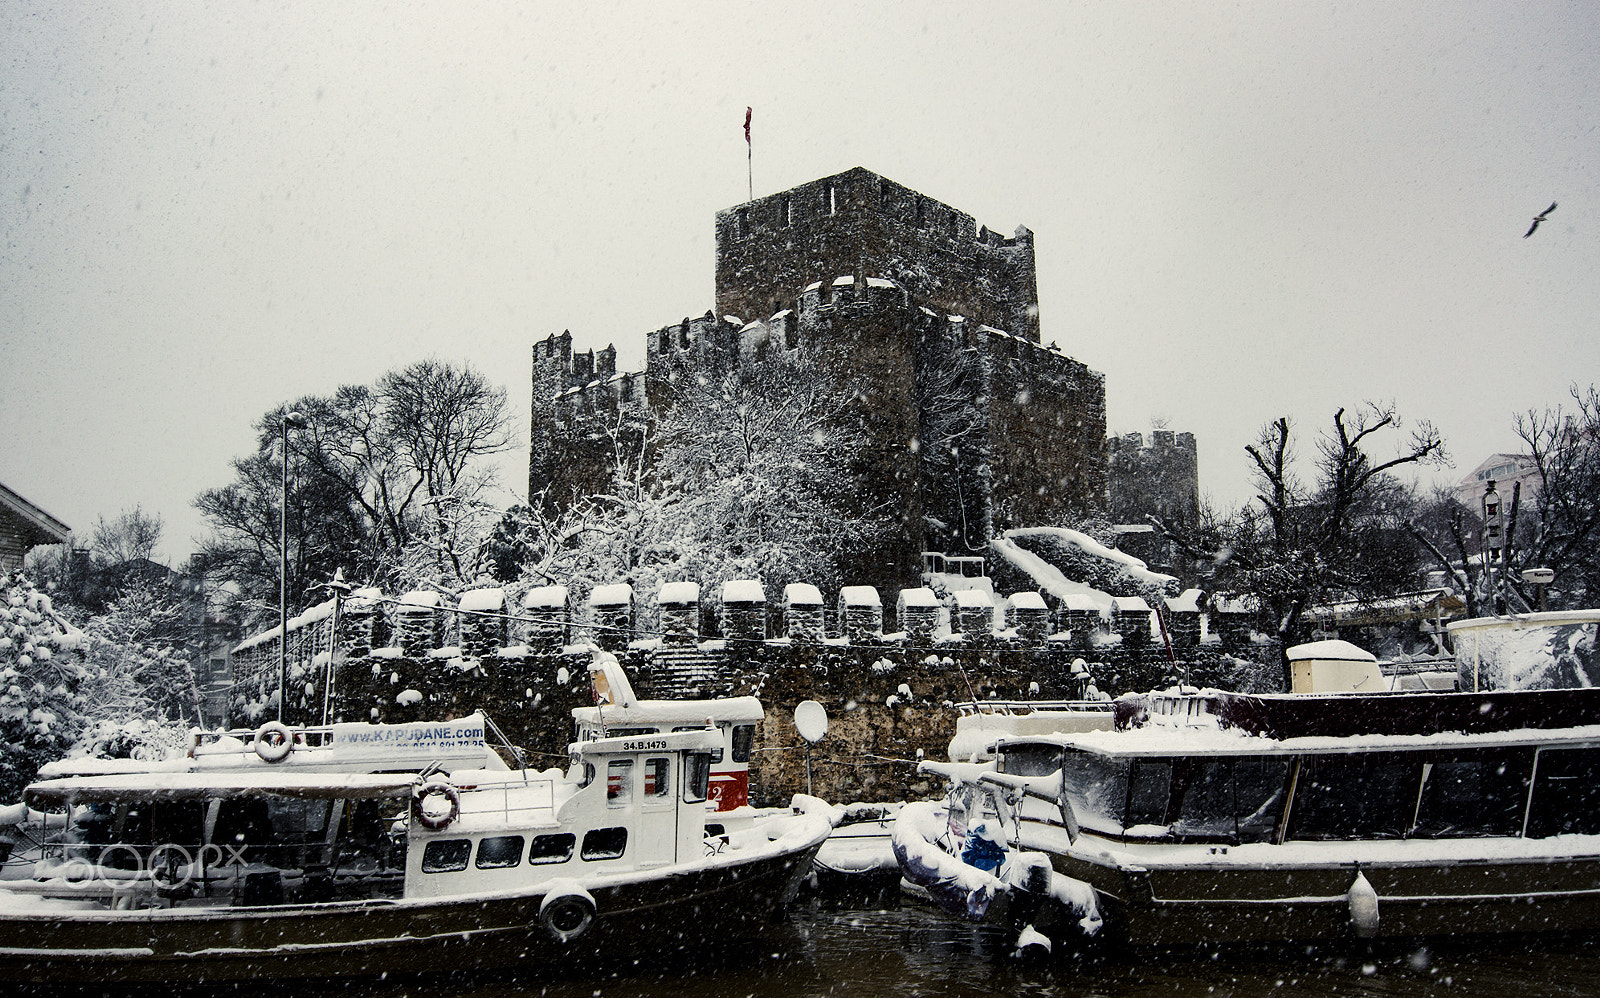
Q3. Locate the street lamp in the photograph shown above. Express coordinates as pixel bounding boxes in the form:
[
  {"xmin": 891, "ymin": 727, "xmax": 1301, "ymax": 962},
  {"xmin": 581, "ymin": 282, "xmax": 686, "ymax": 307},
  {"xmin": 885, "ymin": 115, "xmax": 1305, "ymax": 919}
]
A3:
[
  {"xmin": 1482, "ymin": 479, "xmax": 1503, "ymax": 615},
  {"xmin": 279, "ymin": 409, "xmax": 307, "ymax": 723}
]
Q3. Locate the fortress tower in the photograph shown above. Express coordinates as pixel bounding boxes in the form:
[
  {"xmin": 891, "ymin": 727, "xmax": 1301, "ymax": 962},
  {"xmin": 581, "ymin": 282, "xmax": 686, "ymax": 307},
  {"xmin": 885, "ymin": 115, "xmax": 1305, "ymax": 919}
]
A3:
[{"xmin": 530, "ymin": 168, "xmax": 1108, "ymax": 594}]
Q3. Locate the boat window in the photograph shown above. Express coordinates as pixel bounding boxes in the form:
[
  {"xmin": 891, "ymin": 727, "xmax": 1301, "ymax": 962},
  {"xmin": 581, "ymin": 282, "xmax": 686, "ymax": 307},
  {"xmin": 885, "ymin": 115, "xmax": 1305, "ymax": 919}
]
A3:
[
  {"xmin": 675, "ymin": 726, "xmax": 724, "ymax": 762},
  {"xmin": 1413, "ymin": 749, "xmax": 1533, "ymax": 838},
  {"xmin": 606, "ymin": 727, "xmax": 657, "ymax": 738},
  {"xmin": 1289, "ymin": 753, "xmax": 1421, "ymax": 840},
  {"xmin": 683, "ymin": 752, "xmax": 712, "ymax": 803},
  {"xmin": 998, "ymin": 743, "xmax": 1062, "ymax": 777},
  {"xmin": 1234, "ymin": 757, "xmax": 1292, "ymax": 843},
  {"xmin": 421, "ymin": 839, "xmax": 472, "ymax": 873},
  {"xmin": 1528, "ymin": 748, "xmax": 1600, "ymax": 837},
  {"xmin": 581, "ymin": 827, "xmax": 628, "ymax": 860},
  {"xmin": 644, "ymin": 757, "xmax": 670, "ymax": 797},
  {"xmin": 1170, "ymin": 758, "xmax": 1291, "ymax": 843},
  {"xmin": 528, "ymin": 833, "xmax": 575, "ymax": 865},
  {"xmin": 731, "ymin": 724, "xmax": 755, "ymax": 763},
  {"xmin": 606, "ymin": 760, "xmax": 633, "ymax": 806},
  {"xmin": 1126, "ymin": 760, "xmax": 1173, "ymax": 829},
  {"xmin": 475, "ymin": 835, "xmax": 525, "ymax": 869},
  {"xmin": 1059, "ymin": 751, "xmax": 1130, "ymax": 836}
]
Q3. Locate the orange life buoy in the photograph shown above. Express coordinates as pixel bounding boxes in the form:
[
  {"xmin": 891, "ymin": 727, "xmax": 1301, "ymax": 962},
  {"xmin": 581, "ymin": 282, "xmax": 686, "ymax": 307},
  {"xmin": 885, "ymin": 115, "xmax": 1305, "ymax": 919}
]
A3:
[{"xmin": 253, "ymin": 721, "xmax": 294, "ymax": 763}]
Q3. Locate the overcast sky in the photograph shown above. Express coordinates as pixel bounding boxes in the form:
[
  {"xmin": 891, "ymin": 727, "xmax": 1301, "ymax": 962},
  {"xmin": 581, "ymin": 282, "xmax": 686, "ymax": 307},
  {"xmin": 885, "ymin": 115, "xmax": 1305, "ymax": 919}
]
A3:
[{"xmin": 4, "ymin": 2, "xmax": 1597, "ymax": 566}]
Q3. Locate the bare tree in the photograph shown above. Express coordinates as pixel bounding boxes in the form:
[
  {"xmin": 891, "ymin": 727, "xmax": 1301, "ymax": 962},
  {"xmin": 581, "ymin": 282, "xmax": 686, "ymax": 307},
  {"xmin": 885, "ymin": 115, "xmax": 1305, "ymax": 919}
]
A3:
[
  {"xmin": 1167, "ymin": 404, "xmax": 1446, "ymax": 688},
  {"xmin": 1503, "ymin": 384, "xmax": 1600, "ymax": 608},
  {"xmin": 196, "ymin": 359, "xmax": 513, "ymax": 621},
  {"xmin": 90, "ymin": 506, "xmax": 164, "ymax": 565}
]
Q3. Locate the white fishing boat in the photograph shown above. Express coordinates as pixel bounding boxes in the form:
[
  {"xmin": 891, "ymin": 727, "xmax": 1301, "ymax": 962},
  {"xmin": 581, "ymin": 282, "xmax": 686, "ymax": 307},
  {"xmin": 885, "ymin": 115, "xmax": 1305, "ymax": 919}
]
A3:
[{"xmin": 0, "ymin": 707, "xmax": 833, "ymax": 984}]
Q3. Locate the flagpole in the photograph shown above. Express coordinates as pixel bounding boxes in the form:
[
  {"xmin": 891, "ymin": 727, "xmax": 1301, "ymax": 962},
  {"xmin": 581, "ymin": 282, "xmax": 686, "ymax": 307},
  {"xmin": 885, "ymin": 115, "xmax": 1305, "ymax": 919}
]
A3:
[{"xmin": 744, "ymin": 106, "xmax": 753, "ymax": 201}]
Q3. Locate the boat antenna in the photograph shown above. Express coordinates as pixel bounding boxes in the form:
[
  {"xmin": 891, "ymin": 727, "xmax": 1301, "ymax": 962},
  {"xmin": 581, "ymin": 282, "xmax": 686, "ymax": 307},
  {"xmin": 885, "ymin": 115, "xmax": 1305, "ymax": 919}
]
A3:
[
  {"xmin": 955, "ymin": 657, "xmax": 980, "ymax": 705},
  {"xmin": 1153, "ymin": 600, "xmax": 1185, "ymax": 687}
]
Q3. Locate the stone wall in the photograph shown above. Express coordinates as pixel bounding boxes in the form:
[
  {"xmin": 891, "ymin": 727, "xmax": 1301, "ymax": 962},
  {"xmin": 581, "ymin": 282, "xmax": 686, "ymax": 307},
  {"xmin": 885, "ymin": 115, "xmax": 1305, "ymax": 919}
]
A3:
[{"xmin": 229, "ymin": 580, "xmax": 1279, "ymax": 806}]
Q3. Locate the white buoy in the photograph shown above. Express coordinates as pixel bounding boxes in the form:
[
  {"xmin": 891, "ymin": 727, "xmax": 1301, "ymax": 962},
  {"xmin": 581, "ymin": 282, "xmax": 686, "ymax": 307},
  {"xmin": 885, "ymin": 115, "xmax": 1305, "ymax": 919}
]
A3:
[{"xmin": 1347, "ymin": 869, "xmax": 1380, "ymax": 938}]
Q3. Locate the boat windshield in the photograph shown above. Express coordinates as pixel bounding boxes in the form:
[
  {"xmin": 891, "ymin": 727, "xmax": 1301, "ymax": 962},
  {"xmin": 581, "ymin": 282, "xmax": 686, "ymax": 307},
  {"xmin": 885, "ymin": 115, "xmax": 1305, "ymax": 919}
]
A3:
[
  {"xmin": 1061, "ymin": 750, "xmax": 1290, "ymax": 843},
  {"xmin": 1059, "ymin": 742, "xmax": 1600, "ymax": 844}
]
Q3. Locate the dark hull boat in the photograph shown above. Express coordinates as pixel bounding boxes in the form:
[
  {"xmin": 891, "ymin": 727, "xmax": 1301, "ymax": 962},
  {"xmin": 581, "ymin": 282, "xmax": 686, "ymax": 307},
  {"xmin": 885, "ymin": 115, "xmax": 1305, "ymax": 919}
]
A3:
[
  {"xmin": 0, "ymin": 714, "xmax": 832, "ymax": 984},
  {"xmin": 903, "ymin": 684, "xmax": 1600, "ymax": 949}
]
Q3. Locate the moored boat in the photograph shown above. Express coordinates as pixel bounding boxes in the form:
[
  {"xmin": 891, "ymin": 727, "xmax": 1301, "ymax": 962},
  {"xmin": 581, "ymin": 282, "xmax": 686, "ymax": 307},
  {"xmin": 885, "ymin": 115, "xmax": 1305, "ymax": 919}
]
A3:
[
  {"xmin": 0, "ymin": 710, "xmax": 833, "ymax": 984},
  {"xmin": 913, "ymin": 684, "xmax": 1600, "ymax": 948}
]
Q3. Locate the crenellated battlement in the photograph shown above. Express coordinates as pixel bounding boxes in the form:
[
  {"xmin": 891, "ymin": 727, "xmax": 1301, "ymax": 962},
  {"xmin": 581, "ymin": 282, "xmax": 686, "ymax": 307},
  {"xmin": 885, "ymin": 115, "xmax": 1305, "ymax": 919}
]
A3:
[{"xmin": 716, "ymin": 167, "xmax": 1040, "ymax": 343}]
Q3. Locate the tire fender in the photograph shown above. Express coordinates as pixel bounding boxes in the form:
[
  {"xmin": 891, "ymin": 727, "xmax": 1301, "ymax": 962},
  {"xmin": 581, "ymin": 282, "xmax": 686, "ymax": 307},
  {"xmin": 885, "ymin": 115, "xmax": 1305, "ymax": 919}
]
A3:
[{"xmin": 539, "ymin": 886, "xmax": 597, "ymax": 944}]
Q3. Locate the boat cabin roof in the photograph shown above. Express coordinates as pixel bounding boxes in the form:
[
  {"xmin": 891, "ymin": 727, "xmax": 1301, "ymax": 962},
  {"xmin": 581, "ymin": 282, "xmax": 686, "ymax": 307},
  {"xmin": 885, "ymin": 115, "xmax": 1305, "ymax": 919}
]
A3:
[
  {"xmin": 24, "ymin": 770, "xmax": 421, "ymax": 809},
  {"xmin": 1001, "ymin": 722, "xmax": 1600, "ymax": 761},
  {"xmin": 1116, "ymin": 686, "xmax": 1600, "ymax": 739},
  {"xmin": 570, "ymin": 727, "xmax": 724, "ymax": 757},
  {"xmin": 570, "ymin": 696, "xmax": 764, "ymax": 728}
]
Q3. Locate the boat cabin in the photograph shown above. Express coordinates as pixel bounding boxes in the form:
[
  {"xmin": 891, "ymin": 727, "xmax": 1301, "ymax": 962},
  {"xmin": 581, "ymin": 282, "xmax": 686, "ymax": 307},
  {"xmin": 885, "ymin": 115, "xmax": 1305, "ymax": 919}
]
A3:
[
  {"xmin": 571, "ymin": 697, "xmax": 762, "ymax": 811},
  {"xmin": 405, "ymin": 727, "xmax": 723, "ymax": 898},
  {"xmin": 994, "ymin": 726, "xmax": 1600, "ymax": 846}
]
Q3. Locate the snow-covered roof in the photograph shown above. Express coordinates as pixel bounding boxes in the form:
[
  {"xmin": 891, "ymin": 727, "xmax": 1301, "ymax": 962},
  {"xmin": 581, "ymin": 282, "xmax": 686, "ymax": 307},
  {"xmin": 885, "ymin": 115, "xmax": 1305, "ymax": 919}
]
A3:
[
  {"xmin": 784, "ymin": 583, "xmax": 823, "ymax": 606},
  {"xmin": 898, "ymin": 587, "xmax": 940, "ymax": 608},
  {"xmin": 832, "ymin": 275, "xmax": 855, "ymax": 286},
  {"xmin": 458, "ymin": 588, "xmax": 505, "ymax": 612},
  {"xmin": 658, "ymin": 581, "xmax": 701, "ymax": 605},
  {"xmin": 866, "ymin": 277, "xmax": 896, "ymax": 288},
  {"xmin": 840, "ymin": 585, "xmax": 881, "ymax": 607},
  {"xmin": 26, "ymin": 771, "xmax": 422, "ymax": 808},
  {"xmin": 722, "ymin": 579, "xmax": 765, "ymax": 604},
  {"xmin": 1008, "ymin": 591, "xmax": 1047, "ymax": 611},
  {"xmin": 1167, "ymin": 589, "xmax": 1202, "ymax": 613},
  {"xmin": 1061, "ymin": 594, "xmax": 1105, "ymax": 612},
  {"xmin": 1112, "ymin": 596, "xmax": 1151, "ymax": 612},
  {"xmin": 1023, "ymin": 722, "xmax": 1600, "ymax": 760},
  {"xmin": 589, "ymin": 583, "xmax": 633, "ymax": 607},
  {"xmin": 987, "ymin": 536, "xmax": 1114, "ymax": 612},
  {"xmin": 1004, "ymin": 527, "xmax": 1176, "ymax": 589},
  {"xmin": 572, "ymin": 695, "xmax": 764, "ymax": 727},
  {"xmin": 522, "ymin": 585, "xmax": 569, "ymax": 609},
  {"xmin": 1286, "ymin": 639, "xmax": 1376, "ymax": 663},
  {"xmin": 951, "ymin": 590, "xmax": 993, "ymax": 608},
  {"xmin": 399, "ymin": 590, "xmax": 442, "ymax": 608}
]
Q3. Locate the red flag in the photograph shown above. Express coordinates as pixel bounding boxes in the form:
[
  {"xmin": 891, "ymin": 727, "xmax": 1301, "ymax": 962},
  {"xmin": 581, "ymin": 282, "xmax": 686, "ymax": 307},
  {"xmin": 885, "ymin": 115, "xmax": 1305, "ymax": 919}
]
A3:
[{"xmin": 744, "ymin": 107, "xmax": 752, "ymax": 145}]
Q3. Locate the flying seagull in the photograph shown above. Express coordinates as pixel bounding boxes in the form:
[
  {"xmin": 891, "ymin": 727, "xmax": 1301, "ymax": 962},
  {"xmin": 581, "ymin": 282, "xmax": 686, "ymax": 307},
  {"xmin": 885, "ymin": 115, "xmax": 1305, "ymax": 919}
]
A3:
[{"xmin": 1524, "ymin": 201, "xmax": 1557, "ymax": 238}]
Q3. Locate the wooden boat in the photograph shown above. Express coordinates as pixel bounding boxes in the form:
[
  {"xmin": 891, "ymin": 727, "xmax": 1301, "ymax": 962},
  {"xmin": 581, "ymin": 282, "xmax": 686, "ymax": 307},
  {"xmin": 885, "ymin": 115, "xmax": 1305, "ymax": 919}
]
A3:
[
  {"xmin": 910, "ymin": 685, "xmax": 1600, "ymax": 948},
  {"xmin": 0, "ymin": 712, "xmax": 833, "ymax": 984}
]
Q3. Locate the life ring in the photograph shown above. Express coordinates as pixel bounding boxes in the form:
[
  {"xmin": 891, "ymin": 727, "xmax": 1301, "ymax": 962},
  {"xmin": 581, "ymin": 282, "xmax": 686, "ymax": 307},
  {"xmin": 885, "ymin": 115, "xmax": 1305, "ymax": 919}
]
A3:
[
  {"xmin": 253, "ymin": 721, "xmax": 295, "ymax": 763},
  {"xmin": 539, "ymin": 889, "xmax": 596, "ymax": 944},
  {"xmin": 413, "ymin": 780, "xmax": 461, "ymax": 830}
]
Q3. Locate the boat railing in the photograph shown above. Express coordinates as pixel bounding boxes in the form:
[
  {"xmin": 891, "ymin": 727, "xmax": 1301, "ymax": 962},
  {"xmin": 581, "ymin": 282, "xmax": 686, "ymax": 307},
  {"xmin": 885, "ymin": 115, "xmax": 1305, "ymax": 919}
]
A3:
[
  {"xmin": 450, "ymin": 773, "xmax": 563, "ymax": 824},
  {"xmin": 955, "ymin": 699, "xmax": 1114, "ymax": 717}
]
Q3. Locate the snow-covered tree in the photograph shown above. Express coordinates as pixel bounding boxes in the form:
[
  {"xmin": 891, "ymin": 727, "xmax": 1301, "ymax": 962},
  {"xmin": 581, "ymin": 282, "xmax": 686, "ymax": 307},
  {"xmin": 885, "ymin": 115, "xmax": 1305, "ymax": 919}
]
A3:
[
  {"xmin": 646, "ymin": 356, "xmax": 895, "ymax": 603},
  {"xmin": 0, "ymin": 570, "xmax": 205, "ymax": 801},
  {"xmin": 88, "ymin": 506, "xmax": 164, "ymax": 565}
]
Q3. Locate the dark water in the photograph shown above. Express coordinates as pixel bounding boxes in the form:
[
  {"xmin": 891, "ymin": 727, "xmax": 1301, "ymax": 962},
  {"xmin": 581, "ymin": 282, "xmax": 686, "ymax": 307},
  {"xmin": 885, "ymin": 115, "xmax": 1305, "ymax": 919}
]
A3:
[{"xmin": 207, "ymin": 895, "xmax": 1600, "ymax": 998}]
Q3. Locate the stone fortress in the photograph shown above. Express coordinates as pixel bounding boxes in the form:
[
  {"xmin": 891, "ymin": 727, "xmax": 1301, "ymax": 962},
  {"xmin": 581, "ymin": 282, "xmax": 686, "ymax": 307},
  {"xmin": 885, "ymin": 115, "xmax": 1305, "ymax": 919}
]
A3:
[
  {"xmin": 223, "ymin": 171, "xmax": 1234, "ymax": 805},
  {"xmin": 530, "ymin": 167, "xmax": 1137, "ymax": 595}
]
